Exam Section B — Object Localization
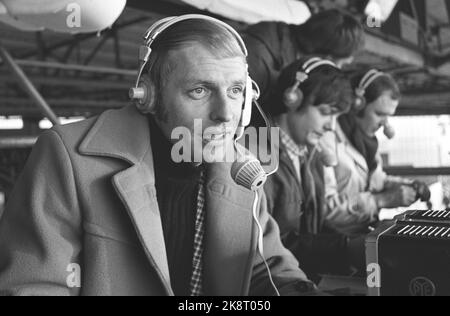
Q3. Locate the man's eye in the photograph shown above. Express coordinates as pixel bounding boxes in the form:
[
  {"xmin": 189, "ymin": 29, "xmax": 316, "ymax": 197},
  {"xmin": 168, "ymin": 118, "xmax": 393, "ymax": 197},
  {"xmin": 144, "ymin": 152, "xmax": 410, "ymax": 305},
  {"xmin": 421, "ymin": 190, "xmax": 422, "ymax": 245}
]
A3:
[
  {"xmin": 189, "ymin": 88, "xmax": 207, "ymax": 99},
  {"xmin": 194, "ymin": 88, "xmax": 205, "ymax": 94},
  {"xmin": 232, "ymin": 87, "xmax": 243, "ymax": 94},
  {"xmin": 229, "ymin": 87, "xmax": 244, "ymax": 98}
]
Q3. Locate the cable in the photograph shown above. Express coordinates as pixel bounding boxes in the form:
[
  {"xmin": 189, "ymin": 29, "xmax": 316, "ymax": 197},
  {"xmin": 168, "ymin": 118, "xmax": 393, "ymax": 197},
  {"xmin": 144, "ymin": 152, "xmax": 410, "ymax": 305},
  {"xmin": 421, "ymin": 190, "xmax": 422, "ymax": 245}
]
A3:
[
  {"xmin": 253, "ymin": 99, "xmax": 279, "ymax": 177},
  {"xmin": 252, "ymin": 191, "xmax": 281, "ymax": 297}
]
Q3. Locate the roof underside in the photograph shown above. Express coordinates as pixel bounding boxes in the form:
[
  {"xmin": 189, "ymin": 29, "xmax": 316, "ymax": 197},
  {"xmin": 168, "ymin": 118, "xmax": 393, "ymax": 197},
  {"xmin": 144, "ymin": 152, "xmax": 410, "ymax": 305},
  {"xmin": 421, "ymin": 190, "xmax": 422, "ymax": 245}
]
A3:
[{"xmin": 0, "ymin": 0, "xmax": 449, "ymax": 119}]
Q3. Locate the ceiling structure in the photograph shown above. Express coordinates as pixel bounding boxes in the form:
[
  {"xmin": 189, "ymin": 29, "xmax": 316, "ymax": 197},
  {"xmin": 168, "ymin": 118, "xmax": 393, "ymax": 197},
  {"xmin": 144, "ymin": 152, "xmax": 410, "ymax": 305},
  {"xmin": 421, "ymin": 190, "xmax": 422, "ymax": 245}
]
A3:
[{"xmin": 0, "ymin": 0, "xmax": 449, "ymax": 123}]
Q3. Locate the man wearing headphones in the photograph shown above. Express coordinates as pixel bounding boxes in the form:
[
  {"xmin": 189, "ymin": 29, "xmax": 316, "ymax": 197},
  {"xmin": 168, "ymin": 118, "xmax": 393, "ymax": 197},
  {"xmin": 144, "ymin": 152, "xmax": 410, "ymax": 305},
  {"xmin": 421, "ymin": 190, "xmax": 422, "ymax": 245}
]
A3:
[
  {"xmin": 0, "ymin": 15, "xmax": 316, "ymax": 296},
  {"xmin": 321, "ymin": 70, "xmax": 431, "ymax": 238},
  {"xmin": 259, "ymin": 57, "xmax": 357, "ymax": 281}
]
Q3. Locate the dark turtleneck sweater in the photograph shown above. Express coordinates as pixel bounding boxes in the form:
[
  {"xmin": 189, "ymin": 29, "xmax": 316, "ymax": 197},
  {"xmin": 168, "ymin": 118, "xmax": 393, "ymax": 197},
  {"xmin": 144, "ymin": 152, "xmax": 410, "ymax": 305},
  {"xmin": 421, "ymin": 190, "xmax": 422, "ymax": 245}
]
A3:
[{"xmin": 149, "ymin": 117, "xmax": 205, "ymax": 296}]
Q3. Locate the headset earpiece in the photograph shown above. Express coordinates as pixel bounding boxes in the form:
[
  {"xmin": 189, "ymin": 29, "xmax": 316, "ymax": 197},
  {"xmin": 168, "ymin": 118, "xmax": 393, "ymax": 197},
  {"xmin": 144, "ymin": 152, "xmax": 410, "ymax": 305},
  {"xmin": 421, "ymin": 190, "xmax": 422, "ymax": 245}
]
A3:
[
  {"xmin": 283, "ymin": 87, "xmax": 303, "ymax": 110},
  {"xmin": 353, "ymin": 87, "xmax": 366, "ymax": 113},
  {"xmin": 354, "ymin": 69, "xmax": 386, "ymax": 113},
  {"xmin": 130, "ymin": 75, "xmax": 156, "ymax": 114},
  {"xmin": 241, "ymin": 76, "xmax": 255, "ymax": 127},
  {"xmin": 236, "ymin": 77, "xmax": 259, "ymax": 139}
]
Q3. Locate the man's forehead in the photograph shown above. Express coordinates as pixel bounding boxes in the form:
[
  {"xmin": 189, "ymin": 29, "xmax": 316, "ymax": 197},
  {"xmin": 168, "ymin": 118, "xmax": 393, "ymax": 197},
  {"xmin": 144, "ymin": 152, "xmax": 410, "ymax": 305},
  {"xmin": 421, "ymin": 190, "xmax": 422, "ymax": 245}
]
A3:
[{"xmin": 167, "ymin": 45, "xmax": 247, "ymax": 82}]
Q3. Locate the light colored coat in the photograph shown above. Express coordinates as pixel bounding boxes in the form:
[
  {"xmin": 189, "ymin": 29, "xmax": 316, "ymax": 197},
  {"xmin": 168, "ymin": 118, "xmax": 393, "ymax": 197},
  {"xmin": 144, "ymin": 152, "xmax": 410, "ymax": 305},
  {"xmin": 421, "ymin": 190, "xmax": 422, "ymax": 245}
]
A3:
[
  {"xmin": 0, "ymin": 105, "xmax": 310, "ymax": 296},
  {"xmin": 321, "ymin": 123, "xmax": 395, "ymax": 236}
]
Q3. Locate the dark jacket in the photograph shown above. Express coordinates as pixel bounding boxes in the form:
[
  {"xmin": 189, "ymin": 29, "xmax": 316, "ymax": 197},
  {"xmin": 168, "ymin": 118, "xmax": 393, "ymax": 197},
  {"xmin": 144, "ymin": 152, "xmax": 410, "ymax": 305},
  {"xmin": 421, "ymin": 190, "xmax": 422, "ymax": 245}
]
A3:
[
  {"xmin": 264, "ymin": 140, "xmax": 353, "ymax": 280},
  {"xmin": 243, "ymin": 22, "xmax": 301, "ymax": 107},
  {"xmin": 0, "ymin": 105, "xmax": 315, "ymax": 296}
]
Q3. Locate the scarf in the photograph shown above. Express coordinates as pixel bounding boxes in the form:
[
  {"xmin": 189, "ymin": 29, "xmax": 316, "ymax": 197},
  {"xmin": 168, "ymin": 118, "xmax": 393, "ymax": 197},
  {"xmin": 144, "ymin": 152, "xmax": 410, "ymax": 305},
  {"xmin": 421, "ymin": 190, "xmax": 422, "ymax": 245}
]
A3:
[{"xmin": 338, "ymin": 114, "xmax": 379, "ymax": 172}]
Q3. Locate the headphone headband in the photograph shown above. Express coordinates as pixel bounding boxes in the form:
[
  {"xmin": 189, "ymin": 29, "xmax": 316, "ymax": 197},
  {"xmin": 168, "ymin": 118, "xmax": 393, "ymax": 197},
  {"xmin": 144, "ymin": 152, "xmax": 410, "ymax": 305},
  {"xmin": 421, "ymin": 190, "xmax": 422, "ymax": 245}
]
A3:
[
  {"xmin": 296, "ymin": 57, "xmax": 338, "ymax": 83},
  {"xmin": 134, "ymin": 14, "xmax": 248, "ymax": 88},
  {"xmin": 284, "ymin": 57, "xmax": 338, "ymax": 109},
  {"xmin": 358, "ymin": 69, "xmax": 387, "ymax": 96},
  {"xmin": 141, "ymin": 14, "xmax": 248, "ymax": 61}
]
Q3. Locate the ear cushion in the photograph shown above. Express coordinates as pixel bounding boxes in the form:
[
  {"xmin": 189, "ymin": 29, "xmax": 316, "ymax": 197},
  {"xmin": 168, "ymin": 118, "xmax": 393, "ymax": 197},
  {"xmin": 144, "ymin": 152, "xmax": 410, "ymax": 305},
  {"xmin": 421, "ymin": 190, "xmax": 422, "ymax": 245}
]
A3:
[
  {"xmin": 353, "ymin": 88, "xmax": 366, "ymax": 113},
  {"xmin": 240, "ymin": 76, "xmax": 254, "ymax": 127},
  {"xmin": 283, "ymin": 87, "xmax": 304, "ymax": 110},
  {"xmin": 135, "ymin": 76, "xmax": 156, "ymax": 114}
]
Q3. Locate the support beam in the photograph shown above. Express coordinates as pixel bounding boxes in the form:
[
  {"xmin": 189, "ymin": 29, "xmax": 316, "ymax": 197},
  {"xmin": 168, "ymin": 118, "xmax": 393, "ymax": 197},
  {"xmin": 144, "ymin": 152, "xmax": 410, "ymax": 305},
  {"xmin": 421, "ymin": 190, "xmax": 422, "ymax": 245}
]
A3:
[
  {"xmin": 0, "ymin": 98, "xmax": 126, "ymax": 108},
  {"xmin": 364, "ymin": 31, "xmax": 450, "ymax": 76},
  {"xmin": 0, "ymin": 46, "xmax": 60, "ymax": 125},
  {"xmin": 15, "ymin": 17, "xmax": 151, "ymax": 61},
  {"xmin": 0, "ymin": 74, "xmax": 131, "ymax": 90},
  {"xmin": 12, "ymin": 59, "xmax": 137, "ymax": 76},
  {"xmin": 0, "ymin": 136, "xmax": 37, "ymax": 149},
  {"xmin": 398, "ymin": 91, "xmax": 450, "ymax": 116},
  {"xmin": 385, "ymin": 167, "xmax": 450, "ymax": 176},
  {"xmin": 0, "ymin": 98, "xmax": 126, "ymax": 117}
]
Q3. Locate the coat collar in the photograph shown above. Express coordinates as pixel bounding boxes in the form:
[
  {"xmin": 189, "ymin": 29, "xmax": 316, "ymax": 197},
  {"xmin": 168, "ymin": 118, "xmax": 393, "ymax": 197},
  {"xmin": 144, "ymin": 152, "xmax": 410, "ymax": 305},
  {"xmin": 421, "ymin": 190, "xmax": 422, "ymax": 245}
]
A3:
[
  {"xmin": 78, "ymin": 105, "xmax": 256, "ymax": 296},
  {"xmin": 79, "ymin": 105, "xmax": 151, "ymax": 166}
]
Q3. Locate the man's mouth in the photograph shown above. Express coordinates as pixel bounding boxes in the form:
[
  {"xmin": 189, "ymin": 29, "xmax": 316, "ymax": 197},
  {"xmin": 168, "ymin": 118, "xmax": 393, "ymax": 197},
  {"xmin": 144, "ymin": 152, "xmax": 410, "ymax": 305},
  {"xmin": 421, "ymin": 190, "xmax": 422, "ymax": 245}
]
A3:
[
  {"xmin": 202, "ymin": 131, "xmax": 232, "ymax": 144},
  {"xmin": 313, "ymin": 131, "xmax": 324, "ymax": 138}
]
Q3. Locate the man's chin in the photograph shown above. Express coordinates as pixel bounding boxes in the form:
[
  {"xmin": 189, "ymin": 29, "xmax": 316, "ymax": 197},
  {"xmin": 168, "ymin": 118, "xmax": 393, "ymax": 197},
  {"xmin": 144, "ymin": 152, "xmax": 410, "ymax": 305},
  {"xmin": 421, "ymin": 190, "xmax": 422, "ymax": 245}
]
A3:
[
  {"xmin": 366, "ymin": 129, "xmax": 378, "ymax": 137},
  {"xmin": 201, "ymin": 140, "xmax": 235, "ymax": 163},
  {"xmin": 306, "ymin": 136, "xmax": 320, "ymax": 147}
]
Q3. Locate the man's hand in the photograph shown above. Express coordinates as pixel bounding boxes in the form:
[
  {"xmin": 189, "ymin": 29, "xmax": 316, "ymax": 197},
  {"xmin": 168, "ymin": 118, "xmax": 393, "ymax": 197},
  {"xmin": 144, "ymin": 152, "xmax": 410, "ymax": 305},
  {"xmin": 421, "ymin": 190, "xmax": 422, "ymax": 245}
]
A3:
[
  {"xmin": 412, "ymin": 180, "xmax": 431, "ymax": 202},
  {"xmin": 374, "ymin": 185, "xmax": 417, "ymax": 209}
]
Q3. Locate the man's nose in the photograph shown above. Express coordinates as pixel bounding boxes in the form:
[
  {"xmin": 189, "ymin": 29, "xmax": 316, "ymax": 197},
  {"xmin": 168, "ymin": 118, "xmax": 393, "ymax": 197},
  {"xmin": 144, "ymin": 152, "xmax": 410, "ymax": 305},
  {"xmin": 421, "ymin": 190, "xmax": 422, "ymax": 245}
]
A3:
[{"xmin": 210, "ymin": 93, "xmax": 233, "ymax": 123}]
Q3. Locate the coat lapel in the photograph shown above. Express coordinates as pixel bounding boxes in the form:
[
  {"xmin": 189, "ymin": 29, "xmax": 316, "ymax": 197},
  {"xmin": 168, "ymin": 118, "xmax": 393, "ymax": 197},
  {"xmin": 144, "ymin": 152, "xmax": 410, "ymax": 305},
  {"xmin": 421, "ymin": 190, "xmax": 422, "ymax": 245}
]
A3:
[
  {"xmin": 78, "ymin": 105, "xmax": 172, "ymax": 295},
  {"xmin": 203, "ymin": 161, "xmax": 256, "ymax": 296},
  {"xmin": 112, "ymin": 160, "xmax": 173, "ymax": 296}
]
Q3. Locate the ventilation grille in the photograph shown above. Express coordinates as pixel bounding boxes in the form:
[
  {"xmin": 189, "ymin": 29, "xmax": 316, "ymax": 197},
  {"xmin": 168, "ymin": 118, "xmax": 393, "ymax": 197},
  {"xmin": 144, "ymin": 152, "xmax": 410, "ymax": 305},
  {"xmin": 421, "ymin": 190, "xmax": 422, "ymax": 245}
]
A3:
[
  {"xmin": 395, "ymin": 224, "xmax": 450, "ymax": 239},
  {"xmin": 405, "ymin": 210, "xmax": 450, "ymax": 222}
]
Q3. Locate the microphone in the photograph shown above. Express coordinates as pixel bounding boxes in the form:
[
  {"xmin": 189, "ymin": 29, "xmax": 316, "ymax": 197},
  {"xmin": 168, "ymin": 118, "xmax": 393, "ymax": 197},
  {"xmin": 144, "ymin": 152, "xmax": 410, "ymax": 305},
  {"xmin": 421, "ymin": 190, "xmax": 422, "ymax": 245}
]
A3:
[
  {"xmin": 383, "ymin": 122, "xmax": 395, "ymax": 139},
  {"xmin": 316, "ymin": 144, "xmax": 338, "ymax": 167},
  {"xmin": 231, "ymin": 151, "xmax": 268, "ymax": 192}
]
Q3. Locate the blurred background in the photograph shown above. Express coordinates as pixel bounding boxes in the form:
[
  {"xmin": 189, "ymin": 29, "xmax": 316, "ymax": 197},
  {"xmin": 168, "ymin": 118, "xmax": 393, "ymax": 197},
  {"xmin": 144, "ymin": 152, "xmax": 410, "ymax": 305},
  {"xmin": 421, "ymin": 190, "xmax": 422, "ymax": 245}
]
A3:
[{"xmin": 1, "ymin": 0, "xmax": 450, "ymax": 216}]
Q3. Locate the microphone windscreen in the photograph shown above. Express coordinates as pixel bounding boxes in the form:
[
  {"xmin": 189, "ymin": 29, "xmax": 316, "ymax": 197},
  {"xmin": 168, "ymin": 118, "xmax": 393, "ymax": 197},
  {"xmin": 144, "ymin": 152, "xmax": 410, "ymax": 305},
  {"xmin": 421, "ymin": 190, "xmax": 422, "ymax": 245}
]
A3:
[
  {"xmin": 384, "ymin": 123, "xmax": 396, "ymax": 139},
  {"xmin": 317, "ymin": 145, "xmax": 338, "ymax": 167},
  {"xmin": 231, "ymin": 157, "xmax": 267, "ymax": 192}
]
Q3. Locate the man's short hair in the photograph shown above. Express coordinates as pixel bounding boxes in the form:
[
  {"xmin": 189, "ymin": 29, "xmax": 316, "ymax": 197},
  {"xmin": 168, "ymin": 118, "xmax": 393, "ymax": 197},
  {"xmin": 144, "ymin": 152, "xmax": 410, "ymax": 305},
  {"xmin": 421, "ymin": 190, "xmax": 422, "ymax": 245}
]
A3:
[
  {"xmin": 294, "ymin": 9, "xmax": 365, "ymax": 59},
  {"xmin": 143, "ymin": 19, "xmax": 247, "ymax": 119}
]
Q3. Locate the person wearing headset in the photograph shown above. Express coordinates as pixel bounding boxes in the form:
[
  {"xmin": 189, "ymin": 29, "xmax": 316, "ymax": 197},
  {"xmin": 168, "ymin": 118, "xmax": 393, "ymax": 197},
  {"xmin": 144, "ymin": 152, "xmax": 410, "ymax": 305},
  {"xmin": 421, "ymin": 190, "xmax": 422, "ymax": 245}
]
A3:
[
  {"xmin": 321, "ymin": 70, "xmax": 431, "ymax": 238},
  {"xmin": 242, "ymin": 9, "xmax": 365, "ymax": 108},
  {"xmin": 259, "ymin": 57, "xmax": 359, "ymax": 281},
  {"xmin": 0, "ymin": 15, "xmax": 317, "ymax": 296}
]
